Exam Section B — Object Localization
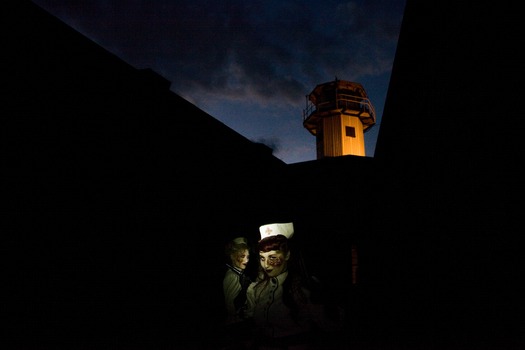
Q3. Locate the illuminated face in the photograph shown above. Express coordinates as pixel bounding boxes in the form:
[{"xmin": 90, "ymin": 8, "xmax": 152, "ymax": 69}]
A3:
[
  {"xmin": 259, "ymin": 250, "xmax": 289, "ymax": 278},
  {"xmin": 232, "ymin": 249, "xmax": 250, "ymax": 270}
]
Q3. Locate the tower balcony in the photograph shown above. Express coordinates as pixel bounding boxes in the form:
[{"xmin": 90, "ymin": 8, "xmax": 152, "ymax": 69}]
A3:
[{"xmin": 303, "ymin": 92, "xmax": 376, "ymax": 136}]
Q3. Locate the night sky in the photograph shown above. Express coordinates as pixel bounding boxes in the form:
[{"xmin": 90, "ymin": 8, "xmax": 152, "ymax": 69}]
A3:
[{"xmin": 32, "ymin": 0, "xmax": 406, "ymax": 164}]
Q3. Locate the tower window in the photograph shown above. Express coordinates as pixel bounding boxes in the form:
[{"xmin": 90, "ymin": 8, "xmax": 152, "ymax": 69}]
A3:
[{"xmin": 346, "ymin": 126, "xmax": 356, "ymax": 138}]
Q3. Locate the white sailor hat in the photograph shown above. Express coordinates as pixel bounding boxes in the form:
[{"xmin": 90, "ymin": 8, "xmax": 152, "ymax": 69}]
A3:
[
  {"xmin": 232, "ymin": 236, "xmax": 248, "ymax": 245},
  {"xmin": 259, "ymin": 222, "xmax": 294, "ymax": 240}
]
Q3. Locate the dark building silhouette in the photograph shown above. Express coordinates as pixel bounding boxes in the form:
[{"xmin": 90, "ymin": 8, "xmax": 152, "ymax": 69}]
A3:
[
  {"xmin": 368, "ymin": 2, "xmax": 524, "ymax": 347},
  {"xmin": 4, "ymin": 2, "xmax": 288, "ymax": 349},
  {"xmin": 3, "ymin": 1, "xmax": 524, "ymax": 349},
  {"xmin": 288, "ymin": 1, "xmax": 524, "ymax": 348}
]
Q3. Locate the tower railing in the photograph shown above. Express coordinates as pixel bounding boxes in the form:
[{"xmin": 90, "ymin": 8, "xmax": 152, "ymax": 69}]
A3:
[{"xmin": 303, "ymin": 94, "xmax": 376, "ymax": 123}]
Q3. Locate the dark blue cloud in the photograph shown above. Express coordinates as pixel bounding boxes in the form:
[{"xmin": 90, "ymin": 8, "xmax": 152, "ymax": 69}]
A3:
[{"xmin": 33, "ymin": 0, "xmax": 403, "ymax": 101}]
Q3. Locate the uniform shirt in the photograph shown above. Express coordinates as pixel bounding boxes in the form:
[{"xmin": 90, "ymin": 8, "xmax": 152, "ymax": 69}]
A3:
[
  {"xmin": 223, "ymin": 264, "xmax": 248, "ymax": 325},
  {"xmin": 245, "ymin": 271, "xmax": 315, "ymax": 339}
]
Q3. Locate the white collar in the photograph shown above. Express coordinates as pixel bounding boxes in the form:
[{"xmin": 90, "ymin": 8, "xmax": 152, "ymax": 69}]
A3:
[{"xmin": 226, "ymin": 264, "xmax": 244, "ymax": 275}]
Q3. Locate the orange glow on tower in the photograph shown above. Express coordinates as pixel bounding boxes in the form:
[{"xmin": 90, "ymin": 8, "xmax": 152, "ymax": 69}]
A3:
[{"xmin": 303, "ymin": 79, "xmax": 376, "ymax": 158}]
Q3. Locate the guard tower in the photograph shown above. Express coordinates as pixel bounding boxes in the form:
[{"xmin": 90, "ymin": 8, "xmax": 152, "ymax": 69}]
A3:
[{"xmin": 303, "ymin": 79, "xmax": 376, "ymax": 158}]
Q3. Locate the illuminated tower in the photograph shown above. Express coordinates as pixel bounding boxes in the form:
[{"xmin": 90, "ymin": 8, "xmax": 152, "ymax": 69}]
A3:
[{"xmin": 303, "ymin": 79, "xmax": 376, "ymax": 158}]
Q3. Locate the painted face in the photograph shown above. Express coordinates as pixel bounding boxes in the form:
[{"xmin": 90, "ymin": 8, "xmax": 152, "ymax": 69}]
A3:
[
  {"xmin": 232, "ymin": 249, "xmax": 250, "ymax": 270},
  {"xmin": 259, "ymin": 250, "xmax": 289, "ymax": 278}
]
